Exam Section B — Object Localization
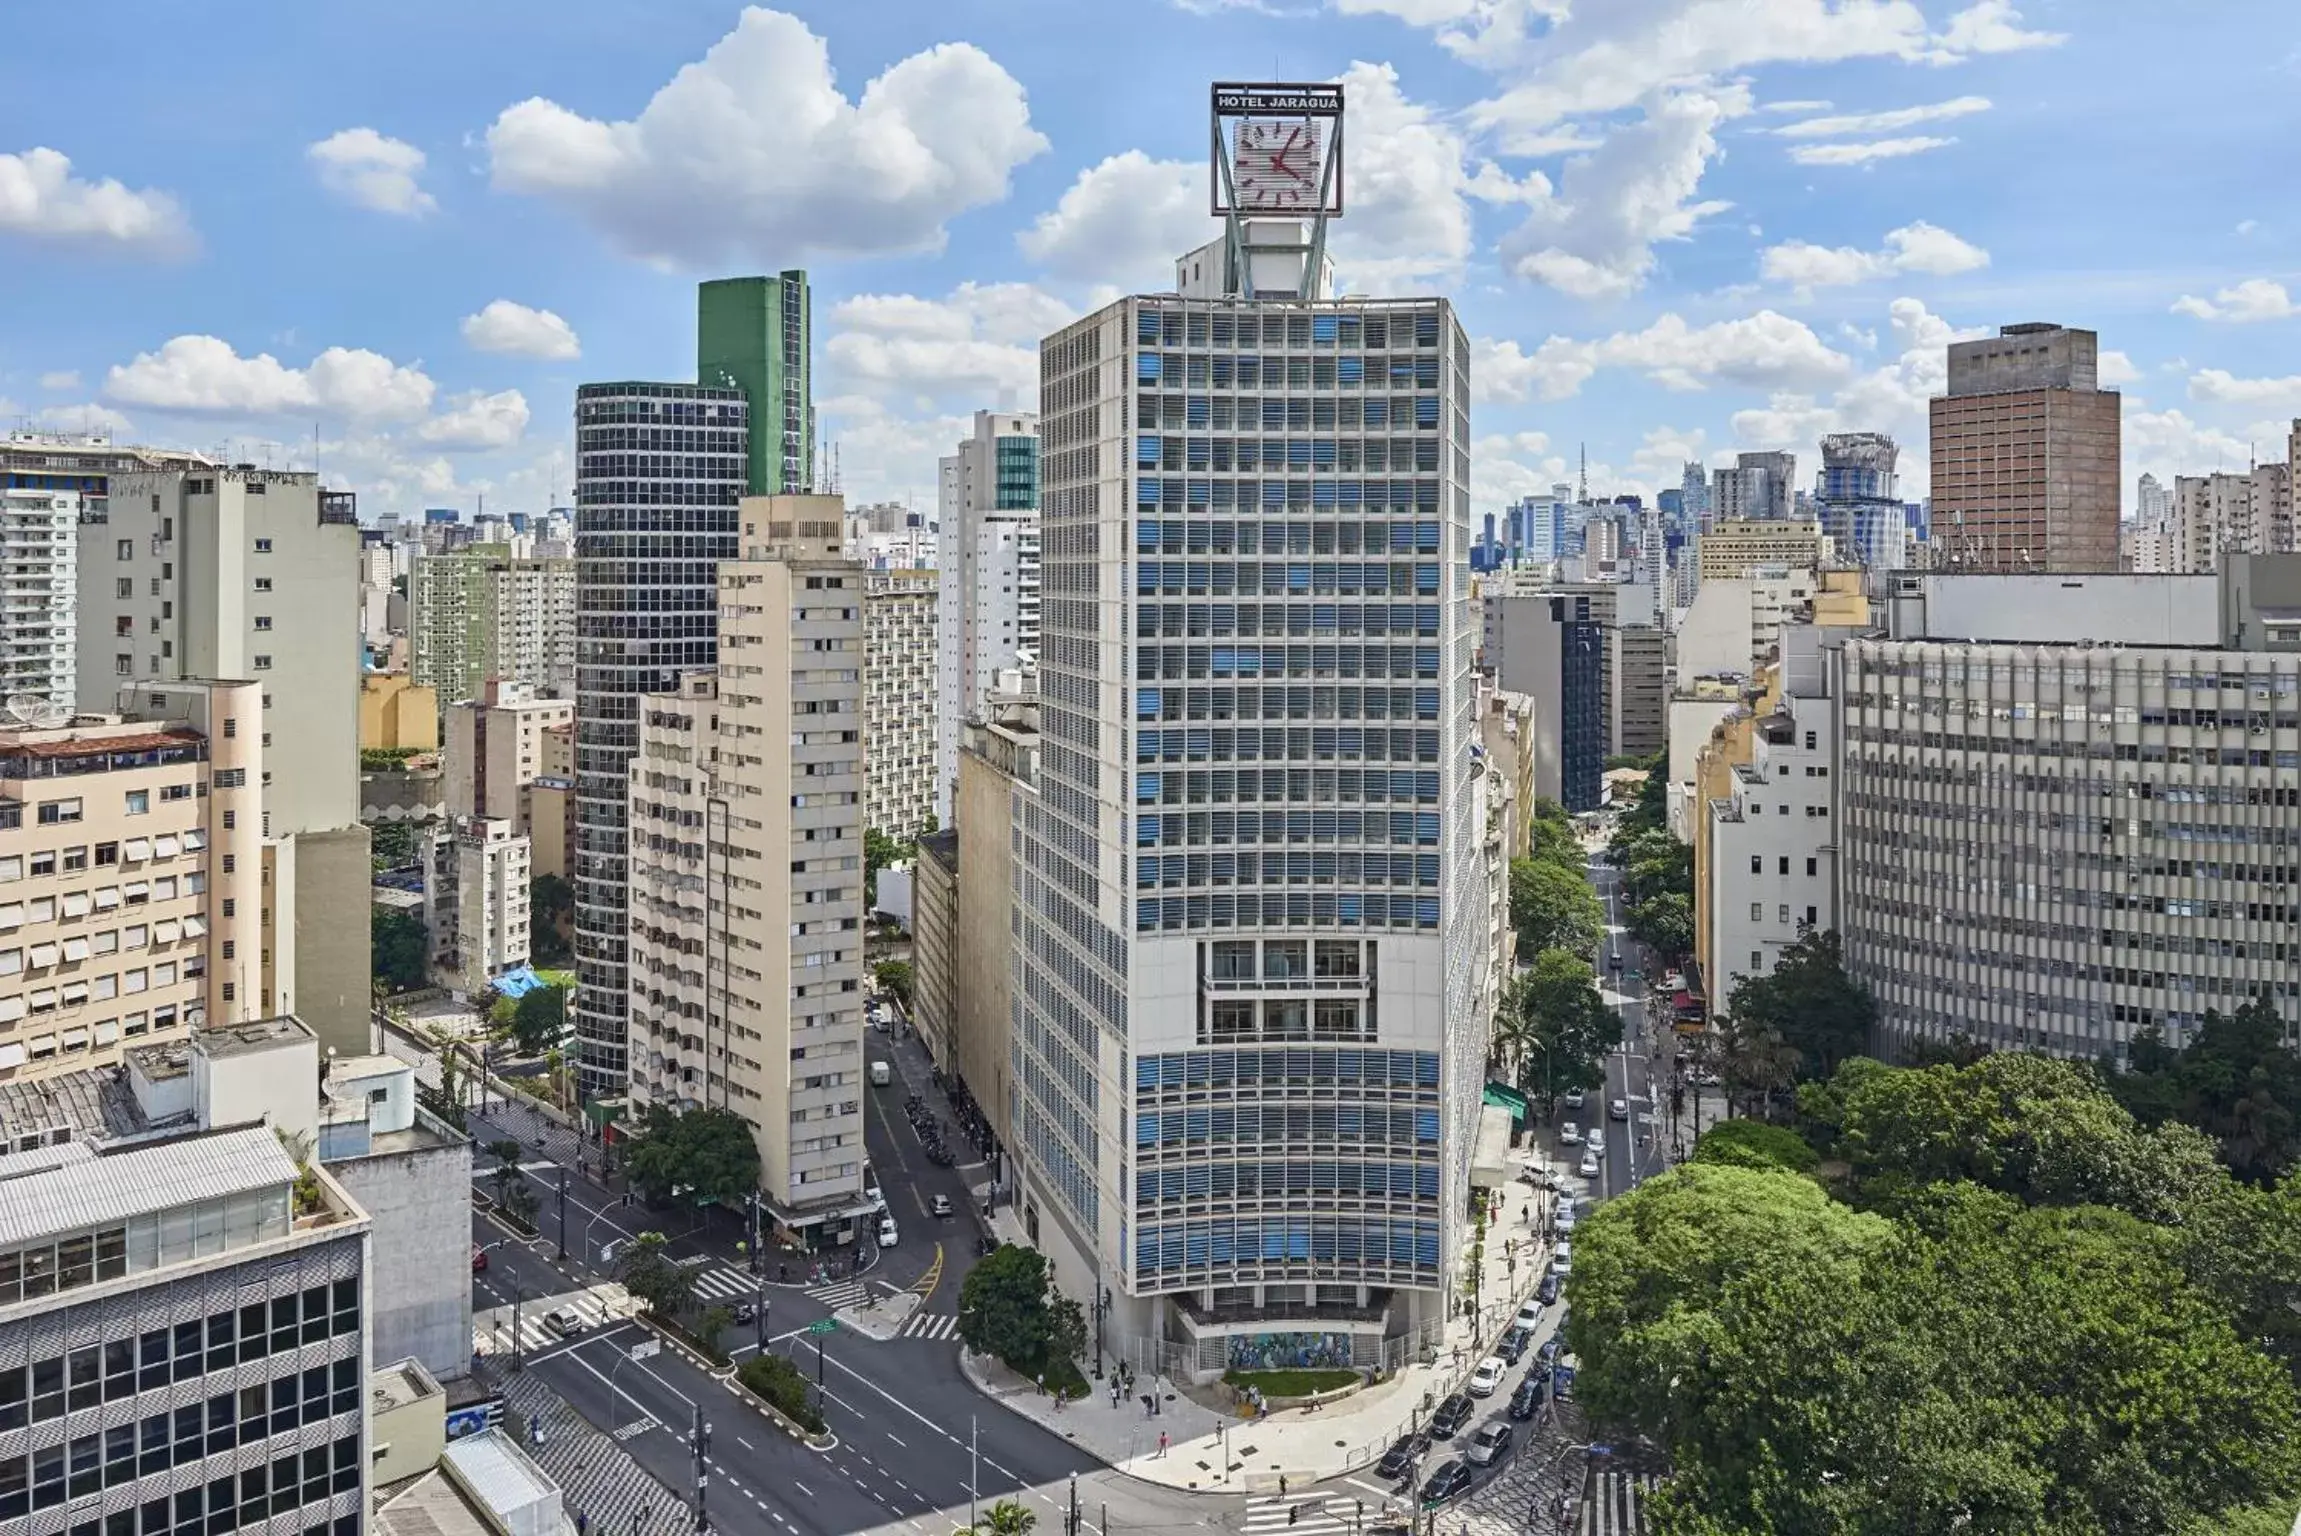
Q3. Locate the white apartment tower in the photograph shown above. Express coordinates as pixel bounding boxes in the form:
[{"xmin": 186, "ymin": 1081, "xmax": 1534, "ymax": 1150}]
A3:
[
  {"xmin": 0, "ymin": 488, "xmax": 77, "ymax": 703},
  {"xmin": 1016, "ymin": 171, "xmax": 1483, "ymax": 1371},
  {"xmin": 73, "ymin": 466, "xmax": 370, "ymax": 1057},
  {"xmin": 862, "ymin": 569, "xmax": 939, "ymax": 842},
  {"xmin": 625, "ymin": 514, "xmax": 872, "ymax": 1240},
  {"xmin": 934, "ymin": 411, "xmax": 1041, "ymax": 824}
]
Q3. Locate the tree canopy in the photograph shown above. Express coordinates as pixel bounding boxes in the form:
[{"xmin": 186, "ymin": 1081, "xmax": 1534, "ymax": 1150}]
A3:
[
  {"xmin": 508, "ymin": 984, "xmax": 568, "ymax": 1055},
  {"xmin": 623, "ymin": 1104, "xmax": 762, "ymax": 1209},
  {"xmin": 1569, "ymin": 1162, "xmax": 2301, "ymax": 1535},
  {"xmin": 873, "ymin": 959, "xmax": 914, "ymax": 1009},
  {"xmin": 1689, "ymin": 1118, "xmax": 1819, "ymax": 1174},
  {"xmin": 1722, "ymin": 929, "xmax": 1877, "ymax": 1088},
  {"xmin": 1496, "ymin": 947, "xmax": 1615, "ymax": 1103},
  {"xmin": 614, "ymin": 1231, "xmax": 697, "ymax": 1318},
  {"xmin": 957, "ymin": 1243, "xmax": 1067, "ymax": 1377},
  {"xmin": 371, "ymin": 905, "xmax": 427, "ymax": 993},
  {"xmin": 2106, "ymin": 1000, "xmax": 2301, "ymax": 1186},
  {"xmin": 1508, "ymin": 855, "xmax": 1604, "ymax": 962}
]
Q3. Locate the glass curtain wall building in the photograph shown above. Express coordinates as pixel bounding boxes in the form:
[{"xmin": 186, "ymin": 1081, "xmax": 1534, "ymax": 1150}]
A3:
[
  {"xmin": 1020, "ymin": 287, "xmax": 1482, "ymax": 1375},
  {"xmin": 570, "ymin": 382, "xmax": 748, "ymax": 1096},
  {"xmin": 1818, "ymin": 432, "xmax": 1907, "ymax": 571}
]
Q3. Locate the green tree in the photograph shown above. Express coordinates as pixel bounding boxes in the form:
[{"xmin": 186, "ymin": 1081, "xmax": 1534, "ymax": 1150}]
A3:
[
  {"xmin": 529, "ymin": 874, "xmax": 574, "ymax": 964},
  {"xmin": 1625, "ymin": 891, "xmax": 1691, "ymax": 962},
  {"xmin": 958, "ymin": 1499, "xmax": 1037, "ymax": 1536},
  {"xmin": 737, "ymin": 1353, "xmax": 825, "ymax": 1433},
  {"xmin": 2106, "ymin": 1000, "xmax": 2301, "ymax": 1185},
  {"xmin": 957, "ymin": 1243, "xmax": 1057, "ymax": 1373},
  {"xmin": 615, "ymin": 1231, "xmax": 699, "ymax": 1318},
  {"xmin": 1723, "ymin": 929, "xmax": 1877, "ymax": 1085},
  {"xmin": 1046, "ymin": 1289, "xmax": 1089, "ymax": 1371},
  {"xmin": 864, "ymin": 828, "xmax": 914, "ymax": 910},
  {"xmin": 1689, "ymin": 1118, "xmax": 1819, "ymax": 1174},
  {"xmin": 486, "ymin": 1139, "xmax": 537, "ymax": 1228},
  {"xmin": 371, "ymin": 906, "xmax": 428, "ymax": 992},
  {"xmin": 370, "ymin": 820, "xmax": 418, "ymax": 870},
  {"xmin": 1713, "ymin": 1008, "xmax": 1801, "ymax": 1120},
  {"xmin": 510, "ymin": 985, "xmax": 569, "ymax": 1055},
  {"xmin": 873, "ymin": 959, "xmax": 914, "ymax": 1009},
  {"xmin": 1528, "ymin": 796, "xmax": 1579, "ymax": 867},
  {"xmin": 1514, "ymin": 947, "xmax": 1615, "ymax": 1104},
  {"xmin": 622, "ymin": 1105, "xmax": 763, "ymax": 1209},
  {"xmin": 1508, "ymin": 856, "xmax": 1604, "ymax": 960}
]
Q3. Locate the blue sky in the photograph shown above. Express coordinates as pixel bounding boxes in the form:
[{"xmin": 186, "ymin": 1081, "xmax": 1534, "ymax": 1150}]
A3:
[{"xmin": 1, "ymin": 0, "xmax": 2294, "ymax": 522}]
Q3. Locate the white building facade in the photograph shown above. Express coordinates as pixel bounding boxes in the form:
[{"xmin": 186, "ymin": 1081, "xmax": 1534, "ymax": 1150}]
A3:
[
  {"xmin": 862, "ymin": 569, "xmax": 939, "ymax": 842},
  {"xmin": 1017, "ymin": 278, "xmax": 1483, "ymax": 1376},
  {"xmin": 0, "ymin": 488, "xmax": 76, "ymax": 703},
  {"xmin": 934, "ymin": 411, "xmax": 1040, "ymax": 824}
]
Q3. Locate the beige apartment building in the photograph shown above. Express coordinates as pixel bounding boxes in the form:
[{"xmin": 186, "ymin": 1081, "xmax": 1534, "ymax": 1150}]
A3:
[
  {"xmin": 425, "ymin": 816, "xmax": 531, "ymax": 997},
  {"xmin": 527, "ymin": 722, "xmax": 575, "ymax": 881},
  {"xmin": 73, "ymin": 467, "xmax": 369, "ymax": 1056},
  {"xmin": 1696, "ymin": 518, "xmax": 1828, "ymax": 581},
  {"xmin": 0, "ymin": 679, "xmax": 262, "ymax": 1082},
  {"xmin": 625, "ymin": 512, "xmax": 873, "ymax": 1243},
  {"xmin": 862, "ymin": 569, "xmax": 938, "ymax": 842},
  {"xmin": 446, "ymin": 679, "xmax": 576, "ymax": 826},
  {"xmin": 360, "ymin": 671, "xmax": 438, "ymax": 752},
  {"xmin": 1929, "ymin": 322, "xmax": 2121, "ymax": 573}
]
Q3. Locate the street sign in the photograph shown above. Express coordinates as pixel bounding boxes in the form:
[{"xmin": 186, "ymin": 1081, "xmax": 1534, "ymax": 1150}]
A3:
[
  {"xmin": 806, "ymin": 1319, "xmax": 838, "ymax": 1335},
  {"xmin": 629, "ymin": 1340, "xmax": 660, "ymax": 1361}
]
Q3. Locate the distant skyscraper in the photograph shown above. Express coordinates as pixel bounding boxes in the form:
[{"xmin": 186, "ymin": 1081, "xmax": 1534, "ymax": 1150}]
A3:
[
  {"xmin": 1818, "ymin": 433, "xmax": 1906, "ymax": 570},
  {"xmin": 699, "ymin": 272, "xmax": 813, "ymax": 496},
  {"xmin": 1713, "ymin": 452, "xmax": 1795, "ymax": 522},
  {"xmin": 1680, "ymin": 461, "xmax": 1712, "ymax": 532},
  {"xmin": 934, "ymin": 410, "xmax": 1040, "ymax": 823},
  {"xmin": 1929, "ymin": 322, "xmax": 2120, "ymax": 571}
]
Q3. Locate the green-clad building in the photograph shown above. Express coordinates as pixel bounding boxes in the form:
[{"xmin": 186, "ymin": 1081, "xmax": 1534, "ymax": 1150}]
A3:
[{"xmin": 698, "ymin": 272, "xmax": 813, "ymax": 496}]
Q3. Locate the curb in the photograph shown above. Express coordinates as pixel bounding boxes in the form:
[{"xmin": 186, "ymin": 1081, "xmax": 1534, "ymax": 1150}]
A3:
[{"xmin": 720, "ymin": 1373, "xmax": 837, "ymax": 1453}]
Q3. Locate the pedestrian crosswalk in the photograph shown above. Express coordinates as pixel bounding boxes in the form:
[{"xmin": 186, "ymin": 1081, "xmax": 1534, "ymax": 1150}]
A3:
[
  {"xmin": 900, "ymin": 1312, "xmax": 960, "ymax": 1340},
  {"xmin": 1579, "ymin": 1471, "xmax": 1660, "ymax": 1536},
  {"xmin": 688, "ymin": 1266, "xmax": 766, "ymax": 1303},
  {"xmin": 472, "ymin": 1285, "xmax": 631, "ymax": 1358},
  {"xmin": 806, "ymin": 1279, "xmax": 870, "ymax": 1309},
  {"xmin": 1244, "ymin": 1495, "xmax": 1369, "ymax": 1536}
]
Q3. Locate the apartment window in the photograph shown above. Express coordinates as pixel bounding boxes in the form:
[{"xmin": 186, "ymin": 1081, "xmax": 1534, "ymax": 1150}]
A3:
[
  {"xmin": 1778, "ymin": 904, "xmax": 1791, "ymax": 925},
  {"xmin": 94, "ymin": 842, "xmax": 118, "ymax": 866},
  {"xmin": 222, "ymin": 718, "xmax": 236, "ymax": 738},
  {"xmin": 124, "ymin": 791, "xmax": 149, "ymax": 816},
  {"xmin": 115, "ymin": 540, "xmax": 132, "ymax": 561},
  {"xmin": 1806, "ymin": 858, "xmax": 1818, "ymax": 877},
  {"xmin": 60, "ymin": 848, "xmax": 86, "ymax": 873},
  {"xmin": 253, "ymin": 539, "xmax": 272, "ymax": 553},
  {"xmin": 253, "ymin": 578, "xmax": 271, "ymax": 593},
  {"xmin": 114, "ymin": 655, "xmax": 131, "ymax": 676},
  {"xmin": 37, "ymin": 800, "xmax": 81, "ymax": 826},
  {"xmin": 1750, "ymin": 902, "xmax": 1763, "ymax": 921},
  {"xmin": 1804, "ymin": 731, "xmax": 1816, "ymax": 750},
  {"xmin": 1752, "ymin": 951, "xmax": 1763, "ymax": 970},
  {"xmin": 1805, "ymin": 905, "xmax": 1818, "ymax": 926},
  {"xmin": 1748, "ymin": 856, "xmax": 1761, "ymax": 874},
  {"xmin": 252, "ymin": 655, "xmax": 272, "ymax": 670},
  {"xmin": 213, "ymin": 769, "xmax": 245, "ymax": 788}
]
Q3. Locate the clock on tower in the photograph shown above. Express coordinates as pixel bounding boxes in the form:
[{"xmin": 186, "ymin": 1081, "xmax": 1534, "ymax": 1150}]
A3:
[{"xmin": 1231, "ymin": 118, "xmax": 1322, "ymax": 212}]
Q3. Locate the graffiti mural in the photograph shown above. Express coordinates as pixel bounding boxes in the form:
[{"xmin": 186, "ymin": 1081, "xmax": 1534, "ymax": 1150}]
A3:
[{"xmin": 1227, "ymin": 1331, "xmax": 1353, "ymax": 1371}]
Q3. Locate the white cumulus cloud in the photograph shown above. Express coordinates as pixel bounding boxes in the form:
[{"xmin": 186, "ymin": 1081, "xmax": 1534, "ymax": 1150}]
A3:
[
  {"xmin": 103, "ymin": 335, "xmax": 436, "ymax": 421},
  {"xmin": 1476, "ymin": 310, "xmax": 1851, "ymax": 403},
  {"xmin": 485, "ymin": 7, "xmax": 1047, "ymax": 267},
  {"xmin": 1761, "ymin": 221, "xmax": 1989, "ymax": 289},
  {"xmin": 2187, "ymin": 369, "xmax": 2301, "ymax": 410},
  {"xmin": 1018, "ymin": 152, "xmax": 1205, "ymax": 287},
  {"xmin": 412, "ymin": 389, "xmax": 531, "ymax": 451},
  {"xmin": 460, "ymin": 300, "xmax": 582, "ymax": 360},
  {"xmin": 1927, "ymin": 1, "xmax": 2067, "ymax": 61},
  {"xmin": 2170, "ymin": 279, "xmax": 2296, "ymax": 324},
  {"xmin": 36, "ymin": 371, "xmax": 79, "ymax": 392},
  {"xmin": 1499, "ymin": 88, "xmax": 1739, "ymax": 299},
  {"xmin": 307, "ymin": 129, "xmax": 436, "ymax": 217},
  {"xmin": 2097, "ymin": 350, "xmax": 2141, "ymax": 386},
  {"xmin": 0, "ymin": 147, "xmax": 192, "ymax": 255},
  {"xmin": 1787, "ymin": 135, "xmax": 1958, "ymax": 166},
  {"xmin": 826, "ymin": 282, "xmax": 1075, "ymax": 407}
]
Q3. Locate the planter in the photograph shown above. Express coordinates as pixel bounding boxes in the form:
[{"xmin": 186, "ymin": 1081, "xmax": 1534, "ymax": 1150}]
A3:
[{"xmin": 728, "ymin": 1369, "xmax": 833, "ymax": 1449}]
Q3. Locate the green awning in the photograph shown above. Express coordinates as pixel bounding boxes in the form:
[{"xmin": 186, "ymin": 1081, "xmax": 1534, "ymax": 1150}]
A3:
[{"xmin": 1482, "ymin": 1083, "xmax": 1529, "ymax": 1124}]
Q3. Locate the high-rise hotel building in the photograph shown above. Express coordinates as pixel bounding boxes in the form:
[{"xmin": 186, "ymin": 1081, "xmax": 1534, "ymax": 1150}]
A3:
[{"xmin": 1015, "ymin": 210, "xmax": 1483, "ymax": 1368}]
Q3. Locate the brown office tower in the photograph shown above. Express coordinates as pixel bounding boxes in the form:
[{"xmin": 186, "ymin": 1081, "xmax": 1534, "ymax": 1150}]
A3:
[{"xmin": 1929, "ymin": 322, "xmax": 2121, "ymax": 571}]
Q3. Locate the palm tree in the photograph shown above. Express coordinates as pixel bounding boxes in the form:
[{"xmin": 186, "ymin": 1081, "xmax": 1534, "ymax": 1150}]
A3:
[{"xmin": 958, "ymin": 1500, "xmax": 1037, "ymax": 1536}]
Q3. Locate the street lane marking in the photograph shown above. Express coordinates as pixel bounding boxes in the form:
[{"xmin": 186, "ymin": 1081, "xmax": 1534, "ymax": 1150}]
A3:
[
  {"xmin": 792, "ymin": 1482, "xmax": 813, "ymax": 1499},
  {"xmin": 886, "ymin": 1432, "xmax": 906, "ymax": 1447},
  {"xmin": 1347, "ymin": 1477, "xmax": 1392, "ymax": 1499}
]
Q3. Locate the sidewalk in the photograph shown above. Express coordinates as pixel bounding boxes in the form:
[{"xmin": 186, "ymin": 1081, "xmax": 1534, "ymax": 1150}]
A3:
[{"xmin": 970, "ymin": 1147, "xmax": 1567, "ymax": 1494}]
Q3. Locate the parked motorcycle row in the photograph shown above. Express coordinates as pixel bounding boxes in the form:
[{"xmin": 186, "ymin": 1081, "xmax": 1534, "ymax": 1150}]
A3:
[{"xmin": 902, "ymin": 1094, "xmax": 960, "ymax": 1166}]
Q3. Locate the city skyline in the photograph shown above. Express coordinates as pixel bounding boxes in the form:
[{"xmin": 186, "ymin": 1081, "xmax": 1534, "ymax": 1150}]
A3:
[{"xmin": 1, "ymin": 2, "xmax": 2293, "ymax": 526}]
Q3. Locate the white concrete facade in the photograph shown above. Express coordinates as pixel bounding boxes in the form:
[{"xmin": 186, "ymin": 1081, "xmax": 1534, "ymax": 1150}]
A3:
[
  {"xmin": 934, "ymin": 410, "xmax": 1040, "ymax": 825},
  {"xmin": 862, "ymin": 569, "xmax": 938, "ymax": 842},
  {"xmin": 0, "ymin": 488, "xmax": 76, "ymax": 704}
]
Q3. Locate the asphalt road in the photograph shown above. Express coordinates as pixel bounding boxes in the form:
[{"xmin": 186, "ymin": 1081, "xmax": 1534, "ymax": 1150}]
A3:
[
  {"xmin": 400, "ymin": 1017, "xmax": 1240, "ymax": 1536},
  {"xmin": 1589, "ymin": 854, "xmax": 1670, "ymax": 1201}
]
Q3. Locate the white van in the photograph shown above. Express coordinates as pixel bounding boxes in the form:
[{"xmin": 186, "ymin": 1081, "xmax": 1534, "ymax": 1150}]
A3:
[{"xmin": 870, "ymin": 1060, "xmax": 892, "ymax": 1087}]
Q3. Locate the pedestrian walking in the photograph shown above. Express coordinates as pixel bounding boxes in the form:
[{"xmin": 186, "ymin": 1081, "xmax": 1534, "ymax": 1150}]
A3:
[
  {"xmin": 1036, "ymin": 1372, "xmax": 1046, "ymax": 1396},
  {"xmin": 1157, "ymin": 1431, "xmax": 1168, "ymax": 1458}
]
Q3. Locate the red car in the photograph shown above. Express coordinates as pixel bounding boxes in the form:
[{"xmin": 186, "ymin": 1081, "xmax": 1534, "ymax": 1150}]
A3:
[{"xmin": 471, "ymin": 1244, "xmax": 488, "ymax": 1273}]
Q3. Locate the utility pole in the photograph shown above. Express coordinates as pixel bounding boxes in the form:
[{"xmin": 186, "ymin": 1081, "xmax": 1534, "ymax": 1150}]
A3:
[
  {"xmin": 690, "ymin": 1403, "xmax": 707, "ymax": 1531},
  {"xmin": 1067, "ymin": 1472, "xmax": 1079, "ymax": 1536},
  {"xmin": 511, "ymin": 1280, "xmax": 524, "ymax": 1371},
  {"xmin": 556, "ymin": 1167, "xmax": 569, "ymax": 1261},
  {"xmin": 754, "ymin": 1285, "xmax": 768, "ymax": 1355}
]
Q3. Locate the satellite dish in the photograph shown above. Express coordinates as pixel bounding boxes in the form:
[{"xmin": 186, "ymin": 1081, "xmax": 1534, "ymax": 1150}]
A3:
[{"xmin": 4, "ymin": 693, "xmax": 70, "ymax": 729}]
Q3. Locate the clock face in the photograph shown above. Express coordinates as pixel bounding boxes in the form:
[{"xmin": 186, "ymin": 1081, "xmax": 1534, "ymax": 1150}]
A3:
[{"xmin": 1231, "ymin": 118, "xmax": 1322, "ymax": 212}]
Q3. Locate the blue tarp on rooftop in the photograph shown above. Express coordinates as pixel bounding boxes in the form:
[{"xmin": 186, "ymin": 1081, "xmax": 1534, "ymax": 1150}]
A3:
[{"xmin": 491, "ymin": 965, "xmax": 546, "ymax": 999}]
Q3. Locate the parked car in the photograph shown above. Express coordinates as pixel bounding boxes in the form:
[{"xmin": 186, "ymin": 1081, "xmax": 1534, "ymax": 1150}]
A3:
[
  {"xmin": 1508, "ymin": 1372, "xmax": 1548, "ymax": 1420},
  {"xmin": 1555, "ymin": 1203, "xmax": 1580, "ymax": 1235},
  {"xmin": 541, "ymin": 1310, "xmax": 584, "ymax": 1338},
  {"xmin": 1536, "ymin": 1272, "xmax": 1560, "ymax": 1306},
  {"xmin": 1554, "ymin": 1357, "xmax": 1579, "ymax": 1402},
  {"xmin": 470, "ymin": 1244, "xmax": 487, "ymax": 1273},
  {"xmin": 1467, "ymin": 1356, "xmax": 1508, "ymax": 1397},
  {"xmin": 1550, "ymin": 1241, "xmax": 1573, "ymax": 1277},
  {"xmin": 1377, "ymin": 1433, "xmax": 1430, "ymax": 1481},
  {"xmin": 1609, "ymin": 1097, "xmax": 1630, "ymax": 1121},
  {"xmin": 877, "ymin": 1215, "xmax": 900, "ymax": 1248},
  {"xmin": 1496, "ymin": 1326, "xmax": 1532, "ymax": 1364},
  {"xmin": 1559, "ymin": 1122, "xmax": 1583, "ymax": 1145},
  {"xmin": 1465, "ymin": 1421, "xmax": 1516, "ymax": 1468},
  {"xmin": 1562, "ymin": 1089, "xmax": 1586, "ymax": 1111},
  {"xmin": 1577, "ymin": 1150, "xmax": 1600, "ymax": 1178},
  {"xmin": 929, "ymin": 1194, "xmax": 954, "ymax": 1218},
  {"xmin": 1536, "ymin": 1335, "xmax": 1564, "ymax": 1369},
  {"xmin": 1513, "ymin": 1300, "xmax": 1544, "ymax": 1332},
  {"xmin": 1431, "ymin": 1392, "xmax": 1474, "ymax": 1438},
  {"xmin": 1419, "ymin": 1460, "xmax": 1472, "ymax": 1507}
]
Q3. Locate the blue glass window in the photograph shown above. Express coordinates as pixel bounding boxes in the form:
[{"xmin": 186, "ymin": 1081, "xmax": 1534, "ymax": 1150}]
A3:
[{"xmin": 1137, "ymin": 353, "xmax": 1161, "ymax": 383}]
